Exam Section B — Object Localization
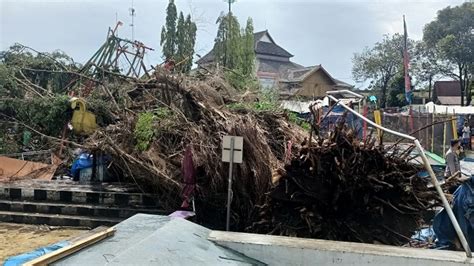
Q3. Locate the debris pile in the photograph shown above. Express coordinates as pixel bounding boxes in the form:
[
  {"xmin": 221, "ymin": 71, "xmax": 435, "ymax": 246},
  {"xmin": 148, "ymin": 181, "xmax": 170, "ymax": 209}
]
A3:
[
  {"xmin": 2, "ymin": 43, "xmax": 442, "ymax": 242},
  {"xmin": 85, "ymin": 71, "xmax": 306, "ymax": 229},
  {"xmin": 247, "ymin": 121, "xmax": 441, "ymax": 245}
]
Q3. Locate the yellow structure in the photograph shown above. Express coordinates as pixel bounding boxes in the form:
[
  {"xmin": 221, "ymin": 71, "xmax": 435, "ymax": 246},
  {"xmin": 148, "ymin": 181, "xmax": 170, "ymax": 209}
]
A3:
[
  {"xmin": 452, "ymin": 115, "xmax": 458, "ymax": 139},
  {"xmin": 374, "ymin": 110, "xmax": 382, "ymax": 141},
  {"xmin": 70, "ymin": 98, "xmax": 97, "ymax": 135}
]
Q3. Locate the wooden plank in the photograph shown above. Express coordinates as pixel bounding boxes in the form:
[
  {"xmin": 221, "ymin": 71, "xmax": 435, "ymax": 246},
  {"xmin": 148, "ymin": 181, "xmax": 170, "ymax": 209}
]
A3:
[{"xmin": 24, "ymin": 227, "xmax": 116, "ymax": 266}]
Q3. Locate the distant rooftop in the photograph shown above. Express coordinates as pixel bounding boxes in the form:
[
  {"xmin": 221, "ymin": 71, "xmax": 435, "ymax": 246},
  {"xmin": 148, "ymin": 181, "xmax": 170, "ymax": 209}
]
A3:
[
  {"xmin": 197, "ymin": 30, "xmax": 293, "ymax": 65},
  {"xmin": 434, "ymin": 80, "xmax": 461, "ymax": 97}
]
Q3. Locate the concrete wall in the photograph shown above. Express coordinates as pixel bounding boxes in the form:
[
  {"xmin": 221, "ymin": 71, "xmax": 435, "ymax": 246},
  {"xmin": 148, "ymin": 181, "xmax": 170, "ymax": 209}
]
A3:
[{"xmin": 209, "ymin": 231, "xmax": 474, "ymax": 266}]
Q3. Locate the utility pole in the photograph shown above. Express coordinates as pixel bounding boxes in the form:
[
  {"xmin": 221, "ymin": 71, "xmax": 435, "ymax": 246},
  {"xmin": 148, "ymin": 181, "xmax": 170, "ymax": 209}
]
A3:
[{"xmin": 129, "ymin": 0, "xmax": 136, "ymax": 41}]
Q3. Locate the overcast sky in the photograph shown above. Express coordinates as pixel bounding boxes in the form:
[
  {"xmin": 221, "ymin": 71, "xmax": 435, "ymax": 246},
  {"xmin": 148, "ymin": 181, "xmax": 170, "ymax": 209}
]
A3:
[{"xmin": 0, "ymin": 0, "xmax": 467, "ymax": 87}]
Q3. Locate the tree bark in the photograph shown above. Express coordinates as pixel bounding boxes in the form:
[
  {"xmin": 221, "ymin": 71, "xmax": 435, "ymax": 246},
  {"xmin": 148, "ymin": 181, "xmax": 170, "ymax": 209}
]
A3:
[
  {"xmin": 381, "ymin": 78, "xmax": 389, "ymax": 108},
  {"xmin": 465, "ymin": 67, "xmax": 471, "ymax": 106}
]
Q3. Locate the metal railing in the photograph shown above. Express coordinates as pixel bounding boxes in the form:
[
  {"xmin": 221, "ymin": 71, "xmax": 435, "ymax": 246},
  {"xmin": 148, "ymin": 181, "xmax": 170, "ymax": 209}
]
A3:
[{"xmin": 326, "ymin": 94, "xmax": 472, "ymax": 258}]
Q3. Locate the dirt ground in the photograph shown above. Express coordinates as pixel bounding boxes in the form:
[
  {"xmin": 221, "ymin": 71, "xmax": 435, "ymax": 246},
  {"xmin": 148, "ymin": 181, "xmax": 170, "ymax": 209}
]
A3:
[{"xmin": 0, "ymin": 222, "xmax": 85, "ymax": 262}]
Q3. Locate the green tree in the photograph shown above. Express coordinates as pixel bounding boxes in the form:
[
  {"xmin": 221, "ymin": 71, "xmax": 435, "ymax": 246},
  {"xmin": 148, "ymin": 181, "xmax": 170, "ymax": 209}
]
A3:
[
  {"xmin": 1, "ymin": 44, "xmax": 77, "ymax": 95},
  {"xmin": 411, "ymin": 41, "xmax": 442, "ymax": 101},
  {"xmin": 183, "ymin": 15, "xmax": 197, "ymax": 73},
  {"xmin": 423, "ymin": 2, "xmax": 474, "ymax": 105},
  {"xmin": 175, "ymin": 12, "xmax": 186, "ymax": 71},
  {"xmin": 214, "ymin": 12, "xmax": 242, "ymax": 70},
  {"xmin": 160, "ymin": 0, "xmax": 178, "ymax": 61},
  {"xmin": 387, "ymin": 73, "xmax": 406, "ymax": 107},
  {"xmin": 241, "ymin": 18, "xmax": 255, "ymax": 77},
  {"xmin": 160, "ymin": 1, "xmax": 197, "ymax": 73},
  {"xmin": 352, "ymin": 34, "xmax": 413, "ymax": 108},
  {"xmin": 0, "ymin": 64, "xmax": 19, "ymax": 98}
]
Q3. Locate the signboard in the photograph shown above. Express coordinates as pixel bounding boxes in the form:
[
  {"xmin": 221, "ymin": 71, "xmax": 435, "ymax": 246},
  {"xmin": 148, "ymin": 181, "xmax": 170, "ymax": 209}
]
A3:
[
  {"xmin": 222, "ymin": 135, "xmax": 244, "ymax": 231},
  {"xmin": 222, "ymin": 136, "xmax": 243, "ymax": 164}
]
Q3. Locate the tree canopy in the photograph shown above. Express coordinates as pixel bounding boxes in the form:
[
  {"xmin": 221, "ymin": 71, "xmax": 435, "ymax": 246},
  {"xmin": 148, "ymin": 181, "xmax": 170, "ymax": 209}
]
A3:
[
  {"xmin": 213, "ymin": 9, "xmax": 256, "ymax": 90},
  {"xmin": 387, "ymin": 72, "xmax": 406, "ymax": 108},
  {"xmin": 352, "ymin": 34, "xmax": 413, "ymax": 108},
  {"xmin": 214, "ymin": 12, "xmax": 243, "ymax": 70},
  {"xmin": 411, "ymin": 41, "xmax": 442, "ymax": 101},
  {"xmin": 160, "ymin": 0, "xmax": 178, "ymax": 61},
  {"xmin": 241, "ymin": 18, "xmax": 255, "ymax": 77},
  {"xmin": 160, "ymin": 0, "xmax": 197, "ymax": 73},
  {"xmin": 0, "ymin": 44, "xmax": 78, "ymax": 97},
  {"xmin": 423, "ymin": 2, "xmax": 474, "ymax": 105}
]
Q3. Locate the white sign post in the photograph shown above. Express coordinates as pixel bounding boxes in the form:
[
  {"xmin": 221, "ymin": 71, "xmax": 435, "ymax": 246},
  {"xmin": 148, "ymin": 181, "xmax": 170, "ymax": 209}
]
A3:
[{"xmin": 222, "ymin": 136, "xmax": 243, "ymax": 231}]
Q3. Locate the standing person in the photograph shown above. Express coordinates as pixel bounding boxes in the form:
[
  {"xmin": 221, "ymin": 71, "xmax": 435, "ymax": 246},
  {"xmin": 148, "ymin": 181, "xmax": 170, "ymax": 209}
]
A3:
[
  {"xmin": 462, "ymin": 121, "xmax": 471, "ymax": 150},
  {"xmin": 445, "ymin": 139, "xmax": 461, "ymax": 178}
]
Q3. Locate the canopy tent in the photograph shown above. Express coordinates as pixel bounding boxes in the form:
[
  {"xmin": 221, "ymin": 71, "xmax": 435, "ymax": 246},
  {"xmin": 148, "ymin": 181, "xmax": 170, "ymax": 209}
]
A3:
[{"xmin": 425, "ymin": 102, "xmax": 474, "ymax": 115}]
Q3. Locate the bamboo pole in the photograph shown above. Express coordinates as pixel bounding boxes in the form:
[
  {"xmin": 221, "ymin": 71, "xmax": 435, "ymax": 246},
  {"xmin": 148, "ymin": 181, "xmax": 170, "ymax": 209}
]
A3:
[
  {"xmin": 426, "ymin": 111, "xmax": 429, "ymax": 148},
  {"xmin": 431, "ymin": 105, "xmax": 436, "ymax": 153},
  {"xmin": 443, "ymin": 107, "xmax": 448, "ymax": 156},
  {"xmin": 363, "ymin": 105, "xmax": 368, "ymax": 141},
  {"xmin": 452, "ymin": 110, "xmax": 458, "ymax": 139},
  {"xmin": 374, "ymin": 110, "xmax": 382, "ymax": 142}
]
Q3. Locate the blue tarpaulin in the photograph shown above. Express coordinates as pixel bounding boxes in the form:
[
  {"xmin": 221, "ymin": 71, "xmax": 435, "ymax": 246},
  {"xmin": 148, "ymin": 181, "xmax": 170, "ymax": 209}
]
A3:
[
  {"xmin": 3, "ymin": 241, "xmax": 69, "ymax": 266},
  {"xmin": 433, "ymin": 177, "xmax": 474, "ymax": 249},
  {"xmin": 71, "ymin": 153, "xmax": 93, "ymax": 178}
]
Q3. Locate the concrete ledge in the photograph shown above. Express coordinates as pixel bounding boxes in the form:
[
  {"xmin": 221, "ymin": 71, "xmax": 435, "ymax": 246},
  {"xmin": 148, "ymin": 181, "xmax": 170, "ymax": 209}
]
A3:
[
  {"xmin": 0, "ymin": 199, "xmax": 166, "ymax": 218},
  {"xmin": 209, "ymin": 231, "xmax": 474, "ymax": 266},
  {"xmin": 0, "ymin": 210, "xmax": 121, "ymax": 227},
  {"xmin": 0, "ymin": 187, "xmax": 159, "ymax": 207}
]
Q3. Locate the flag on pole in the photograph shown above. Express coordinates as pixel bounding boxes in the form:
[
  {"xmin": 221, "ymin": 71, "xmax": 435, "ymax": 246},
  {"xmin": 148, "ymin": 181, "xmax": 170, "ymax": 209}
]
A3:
[{"xmin": 403, "ymin": 15, "xmax": 412, "ymax": 104}]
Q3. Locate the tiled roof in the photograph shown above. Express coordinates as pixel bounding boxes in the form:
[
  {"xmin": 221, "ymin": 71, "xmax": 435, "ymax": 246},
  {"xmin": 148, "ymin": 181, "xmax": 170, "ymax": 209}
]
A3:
[
  {"xmin": 196, "ymin": 49, "xmax": 215, "ymax": 64},
  {"xmin": 257, "ymin": 59, "xmax": 303, "ymax": 75},
  {"xmin": 281, "ymin": 65, "xmax": 353, "ymax": 89},
  {"xmin": 255, "ymin": 42, "xmax": 293, "ymax": 58},
  {"xmin": 284, "ymin": 66, "xmax": 321, "ymax": 81},
  {"xmin": 333, "ymin": 78, "xmax": 352, "ymax": 88},
  {"xmin": 197, "ymin": 31, "xmax": 293, "ymax": 65},
  {"xmin": 253, "ymin": 30, "xmax": 268, "ymax": 44}
]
